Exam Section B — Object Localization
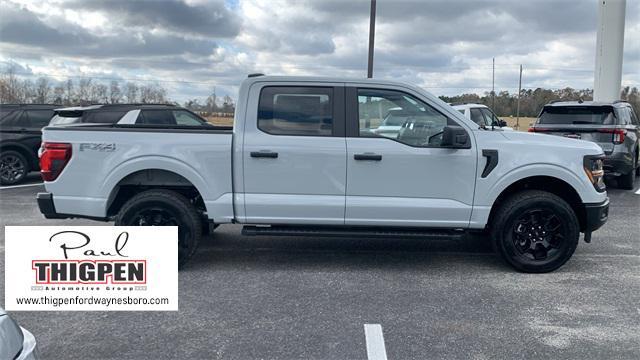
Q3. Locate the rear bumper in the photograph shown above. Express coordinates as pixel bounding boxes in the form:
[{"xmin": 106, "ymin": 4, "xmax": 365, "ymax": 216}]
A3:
[
  {"xmin": 36, "ymin": 192, "xmax": 67, "ymax": 219},
  {"xmin": 603, "ymin": 151, "xmax": 634, "ymax": 176},
  {"xmin": 583, "ymin": 198, "xmax": 609, "ymax": 233},
  {"xmin": 37, "ymin": 192, "xmax": 108, "ymax": 221}
]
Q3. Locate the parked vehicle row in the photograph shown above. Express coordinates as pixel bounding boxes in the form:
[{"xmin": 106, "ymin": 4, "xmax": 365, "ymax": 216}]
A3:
[
  {"xmin": 37, "ymin": 75, "xmax": 610, "ymax": 273},
  {"xmin": 0, "ymin": 103, "xmax": 217, "ymax": 185}
]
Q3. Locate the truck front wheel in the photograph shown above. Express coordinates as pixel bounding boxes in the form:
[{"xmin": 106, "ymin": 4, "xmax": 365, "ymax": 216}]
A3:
[
  {"xmin": 491, "ymin": 190, "xmax": 579, "ymax": 273},
  {"xmin": 115, "ymin": 189, "xmax": 202, "ymax": 268}
]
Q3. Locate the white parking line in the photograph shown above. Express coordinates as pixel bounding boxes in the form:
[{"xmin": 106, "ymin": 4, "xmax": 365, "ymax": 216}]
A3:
[
  {"xmin": 0, "ymin": 183, "xmax": 44, "ymax": 190},
  {"xmin": 364, "ymin": 324, "xmax": 388, "ymax": 360}
]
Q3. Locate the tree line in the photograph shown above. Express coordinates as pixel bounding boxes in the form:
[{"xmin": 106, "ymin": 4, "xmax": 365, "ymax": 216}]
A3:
[
  {"xmin": 2, "ymin": 67, "xmax": 637, "ymax": 117},
  {"xmin": 439, "ymin": 86, "xmax": 640, "ymax": 117},
  {"xmin": 0, "ymin": 68, "xmax": 168, "ymax": 106}
]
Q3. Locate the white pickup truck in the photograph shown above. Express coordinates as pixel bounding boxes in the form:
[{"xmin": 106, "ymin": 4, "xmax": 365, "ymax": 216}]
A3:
[{"xmin": 37, "ymin": 75, "xmax": 610, "ymax": 272}]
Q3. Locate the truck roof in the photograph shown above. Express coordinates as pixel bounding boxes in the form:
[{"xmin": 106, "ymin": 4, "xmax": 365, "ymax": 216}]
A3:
[{"xmin": 242, "ymin": 75, "xmax": 414, "ymax": 88}]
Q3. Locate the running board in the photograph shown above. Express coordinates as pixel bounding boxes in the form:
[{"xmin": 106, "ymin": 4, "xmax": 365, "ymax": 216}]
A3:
[{"xmin": 241, "ymin": 225, "xmax": 466, "ymax": 239}]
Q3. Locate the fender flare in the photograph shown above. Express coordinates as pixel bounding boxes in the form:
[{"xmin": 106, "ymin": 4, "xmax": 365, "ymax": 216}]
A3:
[
  {"xmin": 482, "ymin": 163, "xmax": 590, "ymax": 207},
  {"xmin": 101, "ymin": 155, "xmax": 213, "ymax": 213}
]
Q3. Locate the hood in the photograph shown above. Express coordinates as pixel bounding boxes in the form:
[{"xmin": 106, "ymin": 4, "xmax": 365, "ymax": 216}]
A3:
[{"xmin": 500, "ymin": 131, "xmax": 603, "ymax": 154}]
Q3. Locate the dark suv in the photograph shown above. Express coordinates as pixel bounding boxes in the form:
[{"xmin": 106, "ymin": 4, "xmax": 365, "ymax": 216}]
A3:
[
  {"xmin": 0, "ymin": 104, "xmax": 56, "ymax": 185},
  {"xmin": 530, "ymin": 101, "xmax": 640, "ymax": 189},
  {"xmin": 50, "ymin": 104, "xmax": 211, "ymax": 127}
]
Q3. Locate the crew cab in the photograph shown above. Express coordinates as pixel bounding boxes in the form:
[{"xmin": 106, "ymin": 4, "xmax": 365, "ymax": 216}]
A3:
[{"xmin": 37, "ymin": 76, "xmax": 609, "ymax": 273}]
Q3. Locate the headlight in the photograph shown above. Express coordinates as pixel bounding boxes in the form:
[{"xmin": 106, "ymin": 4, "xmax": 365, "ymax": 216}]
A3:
[{"xmin": 583, "ymin": 155, "xmax": 605, "ymax": 192}]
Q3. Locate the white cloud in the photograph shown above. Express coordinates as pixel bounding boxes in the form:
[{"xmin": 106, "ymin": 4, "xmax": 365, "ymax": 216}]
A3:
[{"xmin": 0, "ymin": 0, "xmax": 638, "ymax": 102}]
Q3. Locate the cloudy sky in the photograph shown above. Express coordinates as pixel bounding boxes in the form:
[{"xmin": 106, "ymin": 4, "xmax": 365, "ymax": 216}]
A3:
[{"xmin": 0, "ymin": 0, "xmax": 638, "ymax": 102}]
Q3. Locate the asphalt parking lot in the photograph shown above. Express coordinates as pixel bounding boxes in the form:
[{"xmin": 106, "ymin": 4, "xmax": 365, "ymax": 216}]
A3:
[{"xmin": 1, "ymin": 173, "xmax": 639, "ymax": 359}]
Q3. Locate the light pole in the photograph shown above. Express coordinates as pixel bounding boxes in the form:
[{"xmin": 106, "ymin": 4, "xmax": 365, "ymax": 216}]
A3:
[{"xmin": 367, "ymin": 0, "xmax": 377, "ymax": 78}]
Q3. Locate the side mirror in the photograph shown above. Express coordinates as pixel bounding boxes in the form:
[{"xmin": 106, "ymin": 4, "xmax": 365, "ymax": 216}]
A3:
[
  {"xmin": 441, "ymin": 125, "xmax": 470, "ymax": 148},
  {"xmin": 498, "ymin": 120, "xmax": 507, "ymax": 127}
]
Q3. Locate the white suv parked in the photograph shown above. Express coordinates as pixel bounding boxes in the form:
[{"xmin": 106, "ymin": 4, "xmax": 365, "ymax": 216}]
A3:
[{"xmin": 452, "ymin": 103, "xmax": 513, "ymax": 130}]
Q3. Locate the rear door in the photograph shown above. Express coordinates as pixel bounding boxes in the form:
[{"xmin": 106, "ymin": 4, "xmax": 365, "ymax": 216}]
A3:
[{"xmin": 242, "ymin": 83, "xmax": 347, "ymax": 224}]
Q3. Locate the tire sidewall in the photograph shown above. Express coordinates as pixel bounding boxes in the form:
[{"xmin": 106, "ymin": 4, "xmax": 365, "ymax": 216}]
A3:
[
  {"xmin": 115, "ymin": 194, "xmax": 200, "ymax": 267},
  {"xmin": 496, "ymin": 198, "xmax": 579, "ymax": 273}
]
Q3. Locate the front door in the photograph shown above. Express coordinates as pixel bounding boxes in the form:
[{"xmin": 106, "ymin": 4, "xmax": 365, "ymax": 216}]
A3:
[
  {"xmin": 345, "ymin": 87, "xmax": 477, "ymax": 227},
  {"xmin": 243, "ymin": 84, "xmax": 347, "ymax": 224}
]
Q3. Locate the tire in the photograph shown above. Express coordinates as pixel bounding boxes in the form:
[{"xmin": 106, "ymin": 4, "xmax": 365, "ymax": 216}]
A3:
[
  {"xmin": 115, "ymin": 189, "xmax": 202, "ymax": 268},
  {"xmin": 0, "ymin": 150, "xmax": 30, "ymax": 185},
  {"xmin": 618, "ymin": 153, "xmax": 636, "ymax": 190},
  {"xmin": 491, "ymin": 190, "xmax": 579, "ymax": 273}
]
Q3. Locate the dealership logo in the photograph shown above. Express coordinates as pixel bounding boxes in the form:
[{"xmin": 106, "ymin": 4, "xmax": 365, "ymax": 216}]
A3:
[
  {"xmin": 31, "ymin": 230, "xmax": 146, "ymax": 285},
  {"xmin": 5, "ymin": 226, "xmax": 178, "ymax": 311}
]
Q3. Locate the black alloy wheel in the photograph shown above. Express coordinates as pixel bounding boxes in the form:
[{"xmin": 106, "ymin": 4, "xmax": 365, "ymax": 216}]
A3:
[
  {"xmin": 0, "ymin": 151, "xmax": 29, "ymax": 185},
  {"xmin": 115, "ymin": 189, "xmax": 202, "ymax": 268}
]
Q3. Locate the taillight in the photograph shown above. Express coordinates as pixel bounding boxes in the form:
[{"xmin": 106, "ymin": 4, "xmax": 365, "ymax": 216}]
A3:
[
  {"xmin": 598, "ymin": 128, "xmax": 626, "ymax": 144},
  {"xmin": 40, "ymin": 142, "xmax": 72, "ymax": 181}
]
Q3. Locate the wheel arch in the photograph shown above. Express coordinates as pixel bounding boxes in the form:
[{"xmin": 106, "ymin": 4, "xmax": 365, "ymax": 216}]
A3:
[
  {"xmin": 105, "ymin": 167, "xmax": 208, "ymax": 218},
  {"xmin": 486, "ymin": 175, "xmax": 588, "ymax": 232}
]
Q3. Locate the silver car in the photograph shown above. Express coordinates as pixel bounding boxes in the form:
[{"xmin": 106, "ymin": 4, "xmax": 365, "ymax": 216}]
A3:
[{"xmin": 0, "ymin": 308, "xmax": 37, "ymax": 360}]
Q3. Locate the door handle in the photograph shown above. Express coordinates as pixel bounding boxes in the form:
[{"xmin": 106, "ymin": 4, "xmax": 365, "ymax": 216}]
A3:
[
  {"xmin": 354, "ymin": 153, "xmax": 382, "ymax": 161},
  {"xmin": 250, "ymin": 151, "xmax": 278, "ymax": 158}
]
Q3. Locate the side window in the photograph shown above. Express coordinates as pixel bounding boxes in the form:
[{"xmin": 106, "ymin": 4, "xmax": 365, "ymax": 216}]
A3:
[
  {"xmin": 25, "ymin": 110, "xmax": 54, "ymax": 128},
  {"xmin": 13, "ymin": 111, "xmax": 31, "ymax": 128},
  {"xmin": 172, "ymin": 110, "xmax": 205, "ymax": 126},
  {"xmin": 258, "ymin": 87, "xmax": 333, "ymax": 136},
  {"xmin": 617, "ymin": 108, "xmax": 631, "ymax": 125},
  {"xmin": 457, "ymin": 109, "xmax": 465, "ymax": 114},
  {"xmin": 470, "ymin": 108, "xmax": 487, "ymax": 127},
  {"xmin": 480, "ymin": 108, "xmax": 500, "ymax": 126},
  {"xmin": 0, "ymin": 110, "xmax": 21, "ymax": 127},
  {"xmin": 85, "ymin": 111, "xmax": 126, "ymax": 124},
  {"xmin": 137, "ymin": 110, "xmax": 176, "ymax": 125},
  {"xmin": 629, "ymin": 107, "xmax": 639, "ymax": 126},
  {"xmin": 357, "ymin": 88, "xmax": 452, "ymax": 147}
]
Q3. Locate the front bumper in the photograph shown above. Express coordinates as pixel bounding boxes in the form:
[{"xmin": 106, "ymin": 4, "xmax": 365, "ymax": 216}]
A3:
[{"xmin": 583, "ymin": 198, "xmax": 609, "ymax": 233}]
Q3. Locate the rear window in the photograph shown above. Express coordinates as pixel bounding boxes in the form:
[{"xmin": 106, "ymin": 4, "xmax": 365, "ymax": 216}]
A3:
[
  {"xmin": 538, "ymin": 106, "xmax": 615, "ymax": 125},
  {"xmin": 137, "ymin": 110, "xmax": 175, "ymax": 125},
  {"xmin": 84, "ymin": 111, "xmax": 126, "ymax": 124}
]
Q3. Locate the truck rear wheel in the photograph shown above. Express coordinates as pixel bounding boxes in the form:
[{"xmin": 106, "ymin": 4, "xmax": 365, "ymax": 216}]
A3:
[
  {"xmin": 491, "ymin": 190, "xmax": 579, "ymax": 273},
  {"xmin": 115, "ymin": 189, "xmax": 202, "ymax": 268}
]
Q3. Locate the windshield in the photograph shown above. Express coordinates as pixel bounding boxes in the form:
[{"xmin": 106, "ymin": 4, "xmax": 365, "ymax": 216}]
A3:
[{"xmin": 538, "ymin": 106, "xmax": 615, "ymax": 125}]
